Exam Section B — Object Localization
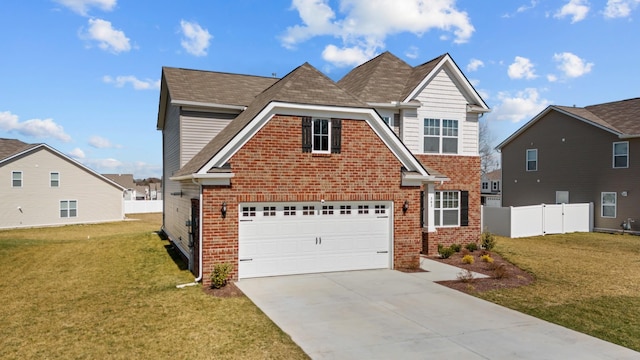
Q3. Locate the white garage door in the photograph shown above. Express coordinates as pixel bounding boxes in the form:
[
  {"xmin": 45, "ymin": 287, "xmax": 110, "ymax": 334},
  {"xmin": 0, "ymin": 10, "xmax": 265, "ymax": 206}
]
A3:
[{"xmin": 238, "ymin": 201, "xmax": 392, "ymax": 278}]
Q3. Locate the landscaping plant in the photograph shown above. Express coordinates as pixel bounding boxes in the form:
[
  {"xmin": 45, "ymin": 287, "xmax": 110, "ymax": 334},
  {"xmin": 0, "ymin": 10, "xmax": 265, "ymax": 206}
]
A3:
[{"xmin": 210, "ymin": 263, "xmax": 233, "ymax": 289}]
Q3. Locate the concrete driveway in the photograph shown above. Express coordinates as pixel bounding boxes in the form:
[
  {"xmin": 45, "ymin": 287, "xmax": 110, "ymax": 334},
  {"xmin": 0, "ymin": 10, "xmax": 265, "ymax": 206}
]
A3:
[{"xmin": 236, "ymin": 259, "xmax": 639, "ymax": 359}]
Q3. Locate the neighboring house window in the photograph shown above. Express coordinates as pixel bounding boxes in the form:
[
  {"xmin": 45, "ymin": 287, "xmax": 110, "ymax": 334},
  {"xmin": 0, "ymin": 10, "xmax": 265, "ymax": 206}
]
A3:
[
  {"xmin": 302, "ymin": 117, "xmax": 341, "ymax": 153},
  {"xmin": 601, "ymin": 192, "xmax": 616, "ymax": 218},
  {"xmin": 492, "ymin": 181, "xmax": 499, "ymax": 192},
  {"xmin": 526, "ymin": 149, "xmax": 538, "ymax": 171},
  {"xmin": 423, "ymin": 118, "xmax": 458, "ymax": 154},
  {"xmin": 613, "ymin": 142, "xmax": 629, "ymax": 168},
  {"xmin": 482, "ymin": 182, "xmax": 489, "ymax": 190},
  {"xmin": 60, "ymin": 200, "xmax": 77, "ymax": 218},
  {"xmin": 556, "ymin": 191, "xmax": 569, "ymax": 204},
  {"xmin": 50, "ymin": 172, "xmax": 60, "ymax": 187},
  {"xmin": 12, "ymin": 171, "xmax": 22, "ymax": 187}
]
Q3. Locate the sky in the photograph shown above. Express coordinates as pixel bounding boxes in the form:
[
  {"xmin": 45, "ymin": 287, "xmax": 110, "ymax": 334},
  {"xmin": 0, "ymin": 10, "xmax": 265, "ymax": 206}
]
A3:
[{"xmin": 1, "ymin": 0, "xmax": 639, "ymax": 178}]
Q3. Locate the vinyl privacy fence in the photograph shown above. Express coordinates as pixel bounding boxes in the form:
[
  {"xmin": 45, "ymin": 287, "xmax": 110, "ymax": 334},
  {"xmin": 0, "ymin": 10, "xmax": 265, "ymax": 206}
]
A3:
[
  {"xmin": 124, "ymin": 200, "xmax": 163, "ymax": 214},
  {"xmin": 482, "ymin": 203, "xmax": 593, "ymax": 238}
]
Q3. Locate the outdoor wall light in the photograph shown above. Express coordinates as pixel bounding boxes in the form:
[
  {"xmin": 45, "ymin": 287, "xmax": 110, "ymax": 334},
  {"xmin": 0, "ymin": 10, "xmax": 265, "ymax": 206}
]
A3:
[
  {"xmin": 402, "ymin": 200, "xmax": 409, "ymax": 214},
  {"xmin": 621, "ymin": 191, "xmax": 628, "ymax": 197},
  {"xmin": 221, "ymin": 202, "xmax": 227, "ymax": 218}
]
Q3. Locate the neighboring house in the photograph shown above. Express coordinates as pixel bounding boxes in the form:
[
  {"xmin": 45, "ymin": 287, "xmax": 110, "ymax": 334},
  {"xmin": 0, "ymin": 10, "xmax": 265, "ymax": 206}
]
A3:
[
  {"xmin": 497, "ymin": 98, "xmax": 640, "ymax": 233},
  {"xmin": 0, "ymin": 138, "xmax": 126, "ymax": 229},
  {"xmin": 103, "ymin": 173, "xmax": 136, "ymax": 200},
  {"xmin": 481, "ymin": 169, "xmax": 502, "ymax": 207},
  {"xmin": 157, "ymin": 52, "xmax": 489, "ymax": 283}
]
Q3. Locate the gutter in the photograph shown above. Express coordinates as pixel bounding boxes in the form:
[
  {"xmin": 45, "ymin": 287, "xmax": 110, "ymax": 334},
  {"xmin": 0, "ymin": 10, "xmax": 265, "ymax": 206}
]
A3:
[
  {"xmin": 170, "ymin": 172, "xmax": 234, "ymax": 182},
  {"xmin": 170, "ymin": 99, "xmax": 247, "ymax": 111},
  {"xmin": 368, "ymin": 101, "xmax": 421, "ymax": 109},
  {"xmin": 619, "ymin": 134, "xmax": 640, "ymax": 139}
]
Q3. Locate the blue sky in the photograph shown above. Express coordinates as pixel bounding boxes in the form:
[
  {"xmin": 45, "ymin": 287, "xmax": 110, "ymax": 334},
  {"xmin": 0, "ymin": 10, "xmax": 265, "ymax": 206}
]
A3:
[{"xmin": 1, "ymin": 0, "xmax": 639, "ymax": 178}]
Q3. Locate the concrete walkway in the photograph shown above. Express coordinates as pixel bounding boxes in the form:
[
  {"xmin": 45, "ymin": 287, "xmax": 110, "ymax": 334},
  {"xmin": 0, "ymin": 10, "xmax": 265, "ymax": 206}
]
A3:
[{"xmin": 237, "ymin": 259, "xmax": 639, "ymax": 359}]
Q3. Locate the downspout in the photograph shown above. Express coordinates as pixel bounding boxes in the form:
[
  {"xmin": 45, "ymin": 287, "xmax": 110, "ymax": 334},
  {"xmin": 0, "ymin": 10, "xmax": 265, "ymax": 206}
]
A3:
[{"xmin": 193, "ymin": 178, "xmax": 204, "ymax": 282}]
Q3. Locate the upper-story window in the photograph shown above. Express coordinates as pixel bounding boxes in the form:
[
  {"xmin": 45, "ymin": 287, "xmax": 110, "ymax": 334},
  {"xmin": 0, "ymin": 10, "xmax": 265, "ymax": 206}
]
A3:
[
  {"xmin": 423, "ymin": 118, "xmax": 458, "ymax": 154},
  {"xmin": 492, "ymin": 181, "xmax": 500, "ymax": 192},
  {"xmin": 312, "ymin": 118, "xmax": 330, "ymax": 153},
  {"xmin": 613, "ymin": 141, "xmax": 628, "ymax": 168},
  {"xmin": 526, "ymin": 149, "xmax": 538, "ymax": 171},
  {"xmin": 481, "ymin": 181, "xmax": 489, "ymax": 190},
  {"xmin": 12, "ymin": 171, "xmax": 22, "ymax": 187},
  {"xmin": 50, "ymin": 172, "xmax": 60, "ymax": 187}
]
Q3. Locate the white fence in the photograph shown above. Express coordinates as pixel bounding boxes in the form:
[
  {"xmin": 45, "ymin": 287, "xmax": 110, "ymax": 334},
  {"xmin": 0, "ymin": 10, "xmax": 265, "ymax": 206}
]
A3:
[
  {"xmin": 482, "ymin": 203, "xmax": 593, "ymax": 238},
  {"xmin": 125, "ymin": 200, "xmax": 163, "ymax": 214}
]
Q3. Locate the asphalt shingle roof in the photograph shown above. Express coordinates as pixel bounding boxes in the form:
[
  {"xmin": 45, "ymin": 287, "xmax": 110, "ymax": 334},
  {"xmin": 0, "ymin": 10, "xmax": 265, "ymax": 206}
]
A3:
[
  {"xmin": 0, "ymin": 138, "xmax": 38, "ymax": 162},
  {"xmin": 556, "ymin": 97, "xmax": 640, "ymax": 135}
]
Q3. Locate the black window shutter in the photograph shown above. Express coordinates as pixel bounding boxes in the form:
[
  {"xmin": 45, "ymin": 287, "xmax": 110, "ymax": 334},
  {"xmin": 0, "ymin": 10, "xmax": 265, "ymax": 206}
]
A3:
[
  {"xmin": 302, "ymin": 116, "xmax": 312, "ymax": 153},
  {"xmin": 331, "ymin": 118, "xmax": 341, "ymax": 153},
  {"xmin": 460, "ymin": 190, "xmax": 469, "ymax": 226}
]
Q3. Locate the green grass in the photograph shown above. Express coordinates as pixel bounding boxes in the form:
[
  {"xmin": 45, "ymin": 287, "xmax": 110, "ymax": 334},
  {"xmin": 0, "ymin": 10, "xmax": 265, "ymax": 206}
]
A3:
[
  {"xmin": 0, "ymin": 214, "xmax": 308, "ymax": 359},
  {"xmin": 481, "ymin": 232, "xmax": 640, "ymax": 351}
]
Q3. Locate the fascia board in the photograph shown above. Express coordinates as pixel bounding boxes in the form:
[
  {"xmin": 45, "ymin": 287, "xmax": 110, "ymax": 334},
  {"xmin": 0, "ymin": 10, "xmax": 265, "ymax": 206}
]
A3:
[{"xmin": 170, "ymin": 99, "xmax": 247, "ymax": 111}]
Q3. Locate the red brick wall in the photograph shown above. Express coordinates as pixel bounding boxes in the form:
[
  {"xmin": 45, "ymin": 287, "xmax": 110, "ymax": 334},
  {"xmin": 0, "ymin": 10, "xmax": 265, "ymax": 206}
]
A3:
[
  {"xmin": 415, "ymin": 155, "xmax": 481, "ymax": 255},
  {"xmin": 200, "ymin": 115, "xmax": 422, "ymax": 284}
]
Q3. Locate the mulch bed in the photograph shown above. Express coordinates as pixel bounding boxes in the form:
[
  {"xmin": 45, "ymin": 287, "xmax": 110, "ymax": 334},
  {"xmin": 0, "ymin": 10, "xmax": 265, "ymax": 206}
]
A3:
[
  {"xmin": 430, "ymin": 250, "xmax": 535, "ymax": 294},
  {"xmin": 202, "ymin": 282, "xmax": 245, "ymax": 298}
]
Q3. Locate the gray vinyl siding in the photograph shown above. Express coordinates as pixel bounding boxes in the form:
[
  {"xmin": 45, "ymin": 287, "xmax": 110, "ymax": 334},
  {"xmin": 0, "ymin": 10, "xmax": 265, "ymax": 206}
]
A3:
[
  {"xmin": 179, "ymin": 111, "xmax": 235, "ymax": 167},
  {"xmin": 501, "ymin": 111, "xmax": 640, "ymax": 232},
  {"xmin": 162, "ymin": 180, "xmax": 199, "ymax": 256},
  {"xmin": 0, "ymin": 148, "xmax": 123, "ymax": 229}
]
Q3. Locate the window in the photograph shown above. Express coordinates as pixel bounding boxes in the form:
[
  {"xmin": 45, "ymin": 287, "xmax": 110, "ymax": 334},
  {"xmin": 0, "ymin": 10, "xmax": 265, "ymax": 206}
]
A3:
[
  {"xmin": 321, "ymin": 205, "xmax": 334, "ymax": 215},
  {"xmin": 242, "ymin": 207, "xmax": 256, "ymax": 217},
  {"xmin": 434, "ymin": 191, "xmax": 459, "ymax": 227},
  {"xmin": 556, "ymin": 191, "xmax": 569, "ymax": 204},
  {"xmin": 12, "ymin": 171, "xmax": 22, "ymax": 187},
  {"xmin": 50, "ymin": 172, "xmax": 59, "ymax": 187},
  {"xmin": 284, "ymin": 206, "xmax": 296, "ymax": 216},
  {"xmin": 613, "ymin": 142, "xmax": 629, "ymax": 168},
  {"xmin": 374, "ymin": 205, "xmax": 386, "ymax": 214},
  {"xmin": 339, "ymin": 205, "xmax": 351, "ymax": 214},
  {"xmin": 60, "ymin": 200, "xmax": 77, "ymax": 218},
  {"xmin": 481, "ymin": 181, "xmax": 489, "ymax": 190},
  {"xmin": 312, "ymin": 118, "xmax": 330, "ymax": 153},
  {"xmin": 302, "ymin": 206, "xmax": 315, "ymax": 216},
  {"xmin": 263, "ymin": 206, "xmax": 276, "ymax": 216},
  {"xmin": 526, "ymin": 149, "xmax": 538, "ymax": 171},
  {"xmin": 357, "ymin": 205, "xmax": 369, "ymax": 214},
  {"xmin": 491, "ymin": 181, "xmax": 499, "ymax": 192},
  {"xmin": 423, "ymin": 118, "xmax": 458, "ymax": 154},
  {"xmin": 601, "ymin": 192, "xmax": 616, "ymax": 218}
]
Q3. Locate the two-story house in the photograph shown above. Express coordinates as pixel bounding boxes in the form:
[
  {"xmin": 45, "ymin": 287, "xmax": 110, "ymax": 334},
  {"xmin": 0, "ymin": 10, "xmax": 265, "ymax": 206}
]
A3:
[
  {"xmin": 157, "ymin": 52, "xmax": 489, "ymax": 283},
  {"xmin": 497, "ymin": 98, "xmax": 640, "ymax": 233},
  {"xmin": 481, "ymin": 169, "xmax": 502, "ymax": 207},
  {"xmin": 0, "ymin": 138, "xmax": 126, "ymax": 229}
]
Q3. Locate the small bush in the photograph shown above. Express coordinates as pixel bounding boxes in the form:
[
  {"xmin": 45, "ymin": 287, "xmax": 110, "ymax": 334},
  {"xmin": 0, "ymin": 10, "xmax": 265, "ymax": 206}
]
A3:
[
  {"xmin": 438, "ymin": 245, "xmax": 455, "ymax": 259},
  {"xmin": 210, "ymin": 263, "xmax": 232, "ymax": 289},
  {"xmin": 481, "ymin": 254, "xmax": 494, "ymax": 263},
  {"xmin": 461, "ymin": 254, "xmax": 474, "ymax": 264},
  {"xmin": 493, "ymin": 263, "xmax": 508, "ymax": 279},
  {"xmin": 450, "ymin": 243, "xmax": 462, "ymax": 252},
  {"xmin": 457, "ymin": 269, "xmax": 475, "ymax": 283},
  {"xmin": 465, "ymin": 242, "xmax": 478, "ymax": 252},
  {"xmin": 481, "ymin": 231, "xmax": 497, "ymax": 251}
]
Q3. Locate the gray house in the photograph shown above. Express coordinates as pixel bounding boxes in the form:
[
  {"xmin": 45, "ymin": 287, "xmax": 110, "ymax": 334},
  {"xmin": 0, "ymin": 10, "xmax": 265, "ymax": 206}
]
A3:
[
  {"xmin": 497, "ymin": 98, "xmax": 640, "ymax": 233},
  {"xmin": 0, "ymin": 138, "xmax": 126, "ymax": 229}
]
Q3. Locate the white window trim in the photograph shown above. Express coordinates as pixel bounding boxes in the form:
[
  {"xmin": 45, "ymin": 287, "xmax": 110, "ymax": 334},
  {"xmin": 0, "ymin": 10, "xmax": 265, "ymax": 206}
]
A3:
[
  {"xmin": 50, "ymin": 172, "xmax": 60, "ymax": 188},
  {"xmin": 434, "ymin": 190, "xmax": 460, "ymax": 227},
  {"xmin": 60, "ymin": 200, "xmax": 78, "ymax": 218},
  {"xmin": 526, "ymin": 149, "xmax": 538, "ymax": 172},
  {"xmin": 12, "ymin": 171, "xmax": 23, "ymax": 187},
  {"xmin": 422, "ymin": 118, "xmax": 459, "ymax": 154},
  {"xmin": 613, "ymin": 141, "xmax": 629, "ymax": 169},
  {"xmin": 312, "ymin": 118, "xmax": 331, "ymax": 154},
  {"xmin": 601, "ymin": 192, "xmax": 617, "ymax": 218}
]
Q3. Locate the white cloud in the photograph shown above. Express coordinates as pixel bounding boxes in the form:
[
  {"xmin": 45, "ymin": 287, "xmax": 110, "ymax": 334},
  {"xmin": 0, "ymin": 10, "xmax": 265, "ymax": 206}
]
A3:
[
  {"xmin": 553, "ymin": 52, "xmax": 593, "ymax": 78},
  {"xmin": 282, "ymin": 0, "xmax": 474, "ymax": 67},
  {"xmin": 518, "ymin": 0, "xmax": 539, "ymax": 13},
  {"xmin": 491, "ymin": 88, "xmax": 550, "ymax": 123},
  {"xmin": 321, "ymin": 44, "xmax": 374, "ymax": 67},
  {"xmin": 69, "ymin": 148, "xmax": 86, "ymax": 159},
  {"xmin": 405, "ymin": 46, "xmax": 419, "ymax": 59},
  {"xmin": 467, "ymin": 58, "xmax": 484, "ymax": 72},
  {"xmin": 88, "ymin": 135, "xmax": 121, "ymax": 149},
  {"xmin": 508, "ymin": 56, "xmax": 537, "ymax": 79},
  {"xmin": 554, "ymin": 0, "xmax": 590, "ymax": 23},
  {"xmin": 55, "ymin": 0, "xmax": 116, "ymax": 16},
  {"xmin": 180, "ymin": 20, "xmax": 212, "ymax": 56},
  {"xmin": 604, "ymin": 0, "xmax": 640, "ymax": 18},
  {"xmin": 0, "ymin": 111, "xmax": 71, "ymax": 142},
  {"xmin": 547, "ymin": 74, "xmax": 558, "ymax": 82},
  {"xmin": 103, "ymin": 75, "xmax": 160, "ymax": 90},
  {"xmin": 82, "ymin": 18, "xmax": 131, "ymax": 53}
]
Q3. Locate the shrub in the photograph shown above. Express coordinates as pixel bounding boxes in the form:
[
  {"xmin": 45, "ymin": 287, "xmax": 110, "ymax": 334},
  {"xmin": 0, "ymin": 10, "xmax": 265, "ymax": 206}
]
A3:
[
  {"xmin": 481, "ymin": 254, "xmax": 494, "ymax": 263},
  {"xmin": 457, "ymin": 269, "xmax": 475, "ymax": 283},
  {"xmin": 450, "ymin": 243, "xmax": 462, "ymax": 252},
  {"xmin": 481, "ymin": 231, "xmax": 497, "ymax": 251},
  {"xmin": 210, "ymin": 263, "xmax": 232, "ymax": 289},
  {"xmin": 465, "ymin": 242, "xmax": 478, "ymax": 252},
  {"xmin": 461, "ymin": 254, "xmax": 474, "ymax": 264},
  {"xmin": 493, "ymin": 263, "xmax": 508, "ymax": 279},
  {"xmin": 438, "ymin": 245, "xmax": 455, "ymax": 259}
]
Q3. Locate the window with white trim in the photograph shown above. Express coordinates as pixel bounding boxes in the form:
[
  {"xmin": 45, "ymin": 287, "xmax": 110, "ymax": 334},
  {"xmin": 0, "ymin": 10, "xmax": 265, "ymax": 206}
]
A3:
[
  {"xmin": 263, "ymin": 206, "xmax": 276, "ymax": 216},
  {"xmin": 357, "ymin": 205, "xmax": 369, "ymax": 214},
  {"xmin": 526, "ymin": 149, "xmax": 538, "ymax": 171},
  {"xmin": 613, "ymin": 142, "xmax": 628, "ymax": 168},
  {"xmin": 481, "ymin": 181, "xmax": 489, "ymax": 190},
  {"xmin": 423, "ymin": 118, "xmax": 458, "ymax": 154},
  {"xmin": 302, "ymin": 206, "xmax": 315, "ymax": 216},
  {"xmin": 284, "ymin": 206, "xmax": 296, "ymax": 216},
  {"xmin": 434, "ymin": 191, "xmax": 459, "ymax": 227},
  {"xmin": 60, "ymin": 200, "xmax": 77, "ymax": 218},
  {"xmin": 601, "ymin": 192, "xmax": 616, "ymax": 218},
  {"xmin": 492, "ymin": 181, "xmax": 499, "ymax": 192},
  {"xmin": 50, "ymin": 172, "xmax": 60, "ymax": 187},
  {"xmin": 339, "ymin": 205, "xmax": 351, "ymax": 214},
  {"xmin": 242, "ymin": 207, "xmax": 256, "ymax": 217},
  {"xmin": 321, "ymin": 205, "xmax": 334, "ymax": 215},
  {"xmin": 374, "ymin": 205, "xmax": 386, "ymax": 214},
  {"xmin": 12, "ymin": 171, "xmax": 22, "ymax": 187},
  {"xmin": 312, "ymin": 118, "xmax": 330, "ymax": 153}
]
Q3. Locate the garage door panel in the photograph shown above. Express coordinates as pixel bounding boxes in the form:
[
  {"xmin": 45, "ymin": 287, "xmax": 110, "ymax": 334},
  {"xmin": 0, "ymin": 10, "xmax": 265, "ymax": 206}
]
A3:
[{"xmin": 239, "ymin": 201, "xmax": 392, "ymax": 279}]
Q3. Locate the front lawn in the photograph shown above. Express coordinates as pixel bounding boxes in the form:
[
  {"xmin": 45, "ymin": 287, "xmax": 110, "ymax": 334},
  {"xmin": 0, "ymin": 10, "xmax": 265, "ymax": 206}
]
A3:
[
  {"xmin": 482, "ymin": 232, "xmax": 640, "ymax": 351},
  {"xmin": 0, "ymin": 214, "xmax": 308, "ymax": 359}
]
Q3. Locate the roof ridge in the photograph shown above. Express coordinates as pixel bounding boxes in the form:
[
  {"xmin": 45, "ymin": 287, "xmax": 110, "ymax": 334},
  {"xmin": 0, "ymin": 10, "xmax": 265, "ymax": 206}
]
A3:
[{"xmin": 162, "ymin": 66, "xmax": 278, "ymax": 80}]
